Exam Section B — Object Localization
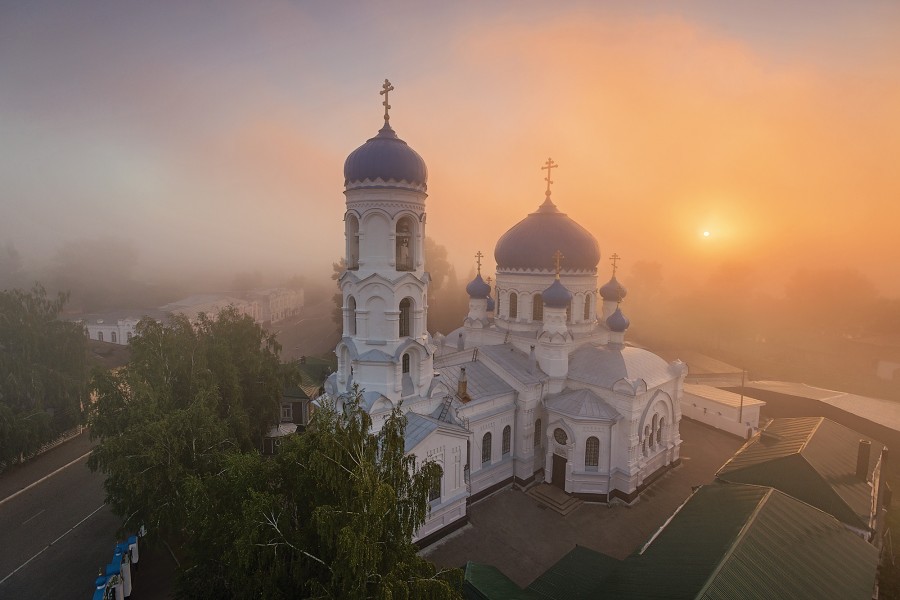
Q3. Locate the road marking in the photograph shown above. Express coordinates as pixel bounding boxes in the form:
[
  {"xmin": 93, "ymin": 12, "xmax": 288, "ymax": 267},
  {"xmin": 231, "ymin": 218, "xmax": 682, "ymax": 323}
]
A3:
[
  {"xmin": 0, "ymin": 450, "xmax": 93, "ymax": 508},
  {"xmin": 21, "ymin": 509, "xmax": 45, "ymax": 525},
  {"xmin": 0, "ymin": 504, "xmax": 106, "ymax": 586}
]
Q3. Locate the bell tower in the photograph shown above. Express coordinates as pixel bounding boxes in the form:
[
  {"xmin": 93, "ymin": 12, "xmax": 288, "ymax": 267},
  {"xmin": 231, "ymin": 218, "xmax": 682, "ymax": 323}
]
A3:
[{"xmin": 334, "ymin": 80, "xmax": 434, "ymax": 408}]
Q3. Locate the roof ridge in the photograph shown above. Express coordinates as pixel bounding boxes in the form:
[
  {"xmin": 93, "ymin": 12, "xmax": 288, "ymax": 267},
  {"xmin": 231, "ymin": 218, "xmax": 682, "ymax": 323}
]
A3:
[
  {"xmin": 695, "ymin": 487, "xmax": 773, "ymax": 597},
  {"xmin": 798, "ymin": 416, "xmax": 825, "ymax": 454}
]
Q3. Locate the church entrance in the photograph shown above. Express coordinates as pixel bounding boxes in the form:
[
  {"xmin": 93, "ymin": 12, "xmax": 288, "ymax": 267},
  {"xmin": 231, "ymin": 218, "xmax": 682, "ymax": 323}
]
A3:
[{"xmin": 551, "ymin": 453, "xmax": 567, "ymax": 491}]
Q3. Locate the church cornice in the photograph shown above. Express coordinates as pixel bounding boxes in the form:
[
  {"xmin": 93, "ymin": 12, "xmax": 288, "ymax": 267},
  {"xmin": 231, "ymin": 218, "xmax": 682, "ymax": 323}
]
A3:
[{"xmin": 340, "ymin": 270, "xmax": 429, "ymax": 287}]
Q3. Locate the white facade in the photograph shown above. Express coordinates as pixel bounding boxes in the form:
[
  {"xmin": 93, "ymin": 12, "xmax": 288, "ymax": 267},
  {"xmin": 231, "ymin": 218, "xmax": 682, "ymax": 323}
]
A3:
[
  {"xmin": 682, "ymin": 383, "xmax": 765, "ymax": 439},
  {"xmin": 323, "ymin": 95, "xmax": 685, "ymax": 544}
]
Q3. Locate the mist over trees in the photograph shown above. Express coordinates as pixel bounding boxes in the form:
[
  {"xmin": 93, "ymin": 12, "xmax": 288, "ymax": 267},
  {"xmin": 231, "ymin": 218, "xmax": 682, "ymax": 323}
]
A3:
[
  {"xmin": 0, "ymin": 286, "xmax": 88, "ymax": 467},
  {"xmin": 625, "ymin": 261, "xmax": 900, "ymax": 398}
]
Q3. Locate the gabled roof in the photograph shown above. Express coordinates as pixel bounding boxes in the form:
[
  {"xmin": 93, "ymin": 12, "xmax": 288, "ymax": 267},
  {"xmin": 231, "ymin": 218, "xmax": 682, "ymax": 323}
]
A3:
[
  {"xmin": 463, "ymin": 546, "xmax": 621, "ymax": 600},
  {"xmin": 478, "ymin": 344, "xmax": 546, "ymax": 385},
  {"xmin": 282, "ymin": 385, "xmax": 310, "ymax": 400},
  {"xmin": 546, "ymin": 389, "xmax": 620, "ymax": 421},
  {"xmin": 526, "ymin": 545, "xmax": 621, "ymax": 599},
  {"xmin": 716, "ymin": 417, "xmax": 882, "ymax": 530},
  {"xmin": 603, "ymin": 483, "xmax": 879, "ymax": 599},
  {"xmin": 436, "ymin": 360, "xmax": 515, "ymax": 401},
  {"xmin": 404, "ymin": 411, "xmax": 467, "ymax": 454}
]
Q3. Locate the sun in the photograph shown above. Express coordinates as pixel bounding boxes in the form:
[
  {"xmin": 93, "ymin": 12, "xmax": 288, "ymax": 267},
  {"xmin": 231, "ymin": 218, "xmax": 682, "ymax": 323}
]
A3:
[{"xmin": 703, "ymin": 231, "xmax": 711, "ymax": 238}]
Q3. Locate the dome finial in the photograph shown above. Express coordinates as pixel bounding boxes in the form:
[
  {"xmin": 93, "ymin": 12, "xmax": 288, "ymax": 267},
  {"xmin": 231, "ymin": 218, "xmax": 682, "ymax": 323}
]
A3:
[
  {"xmin": 610, "ymin": 252, "xmax": 621, "ymax": 276},
  {"xmin": 380, "ymin": 79, "xmax": 394, "ymax": 122},
  {"xmin": 553, "ymin": 249, "xmax": 565, "ymax": 280},
  {"xmin": 541, "ymin": 157, "xmax": 559, "ymax": 198},
  {"xmin": 475, "ymin": 250, "xmax": 484, "ymax": 275}
]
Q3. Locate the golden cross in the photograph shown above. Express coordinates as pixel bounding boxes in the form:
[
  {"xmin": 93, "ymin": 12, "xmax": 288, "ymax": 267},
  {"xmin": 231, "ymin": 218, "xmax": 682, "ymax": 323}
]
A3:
[
  {"xmin": 553, "ymin": 249, "xmax": 564, "ymax": 279},
  {"xmin": 475, "ymin": 250, "xmax": 484, "ymax": 274},
  {"xmin": 542, "ymin": 157, "xmax": 559, "ymax": 197},
  {"xmin": 486, "ymin": 276, "xmax": 493, "ymax": 286},
  {"xmin": 380, "ymin": 79, "xmax": 394, "ymax": 122},
  {"xmin": 610, "ymin": 253, "xmax": 621, "ymax": 276}
]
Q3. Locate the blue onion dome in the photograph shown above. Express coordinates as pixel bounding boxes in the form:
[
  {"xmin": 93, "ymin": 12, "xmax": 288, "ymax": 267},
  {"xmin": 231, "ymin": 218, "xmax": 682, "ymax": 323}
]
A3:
[
  {"xmin": 494, "ymin": 198, "xmax": 600, "ymax": 272},
  {"xmin": 542, "ymin": 278, "xmax": 574, "ymax": 308},
  {"xmin": 466, "ymin": 273, "xmax": 491, "ymax": 299},
  {"xmin": 607, "ymin": 307, "xmax": 630, "ymax": 333},
  {"xmin": 486, "ymin": 296, "xmax": 496, "ymax": 312},
  {"xmin": 344, "ymin": 122, "xmax": 428, "ymax": 189},
  {"xmin": 599, "ymin": 276, "xmax": 627, "ymax": 302}
]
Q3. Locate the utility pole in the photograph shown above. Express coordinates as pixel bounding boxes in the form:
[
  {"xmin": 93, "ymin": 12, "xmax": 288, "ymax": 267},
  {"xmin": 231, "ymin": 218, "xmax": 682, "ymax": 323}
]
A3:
[{"xmin": 738, "ymin": 369, "xmax": 745, "ymax": 424}]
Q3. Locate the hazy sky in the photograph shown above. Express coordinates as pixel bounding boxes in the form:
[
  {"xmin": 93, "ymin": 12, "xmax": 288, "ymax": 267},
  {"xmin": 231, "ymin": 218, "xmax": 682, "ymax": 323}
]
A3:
[{"xmin": 2, "ymin": 1, "xmax": 899, "ymax": 294}]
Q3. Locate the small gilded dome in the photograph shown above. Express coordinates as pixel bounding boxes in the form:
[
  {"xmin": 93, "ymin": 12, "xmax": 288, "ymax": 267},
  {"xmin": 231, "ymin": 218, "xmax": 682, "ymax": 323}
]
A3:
[
  {"xmin": 600, "ymin": 276, "xmax": 627, "ymax": 302},
  {"xmin": 494, "ymin": 198, "xmax": 600, "ymax": 272},
  {"xmin": 344, "ymin": 123, "xmax": 427, "ymax": 189},
  {"xmin": 466, "ymin": 273, "xmax": 492, "ymax": 299},
  {"xmin": 607, "ymin": 307, "xmax": 630, "ymax": 333},
  {"xmin": 542, "ymin": 278, "xmax": 573, "ymax": 308}
]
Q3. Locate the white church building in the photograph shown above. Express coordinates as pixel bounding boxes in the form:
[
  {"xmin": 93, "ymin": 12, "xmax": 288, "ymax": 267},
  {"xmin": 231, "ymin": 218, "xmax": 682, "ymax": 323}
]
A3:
[{"xmin": 323, "ymin": 81, "xmax": 686, "ymax": 544}]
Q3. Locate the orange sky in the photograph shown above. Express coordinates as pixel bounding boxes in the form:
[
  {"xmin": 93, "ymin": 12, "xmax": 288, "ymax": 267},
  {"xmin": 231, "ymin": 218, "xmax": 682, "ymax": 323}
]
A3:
[{"xmin": 1, "ymin": 2, "xmax": 898, "ymax": 296}]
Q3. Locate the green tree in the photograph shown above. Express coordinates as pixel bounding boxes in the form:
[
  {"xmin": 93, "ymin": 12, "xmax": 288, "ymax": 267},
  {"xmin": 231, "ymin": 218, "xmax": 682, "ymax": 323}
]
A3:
[
  {"xmin": 0, "ymin": 285, "xmax": 87, "ymax": 466},
  {"xmin": 88, "ymin": 307, "xmax": 286, "ymax": 535},
  {"xmin": 178, "ymin": 388, "xmax": 462, "ymax": 599},
  {"xmin": 331, "ymin": 257, "xmax": 347, "ymax": 326}
]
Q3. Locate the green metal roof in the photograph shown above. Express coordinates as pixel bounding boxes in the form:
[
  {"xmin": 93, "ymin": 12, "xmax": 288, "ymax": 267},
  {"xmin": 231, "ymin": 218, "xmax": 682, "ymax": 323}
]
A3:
[
  {"xmin": 463, "ymin": 546, "xmax": 621, "ymax": 600},
  {"xmin": 525, "ymin": 545, "xmax": 621, "ymax": 600},
  {"xmin": 601, "ymin": 483, "xmax": 879, "ymax": 599},
  {"xmin": 716, "ymin": 417, "xmax": 882, "ymax": 530},
  {"xmin": 463, "ymin": 562, "xmax": 545, "ymax": 600}
]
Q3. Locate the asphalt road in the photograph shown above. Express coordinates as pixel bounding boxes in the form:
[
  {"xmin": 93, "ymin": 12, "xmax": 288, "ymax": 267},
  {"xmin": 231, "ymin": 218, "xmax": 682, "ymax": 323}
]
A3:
[{"xmin": 0, "ymin": 432, "xmax": 122, "ymax": 599}]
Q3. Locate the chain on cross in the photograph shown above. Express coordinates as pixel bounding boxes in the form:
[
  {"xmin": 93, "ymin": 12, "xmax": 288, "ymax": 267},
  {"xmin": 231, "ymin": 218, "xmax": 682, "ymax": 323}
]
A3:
[
  {"xmin": 542, "ymin": 157, "xmax": 559, "ymax": 197},
  {"xmin": 475, "ymin": 250, "xmax": 484, "ymax": 275},
  {"xmin": 380, "ymin": 79, "xmax": 394, "ymax": 122},
  {"xmin": 553, "ymin": 249, "xmax": 565, "ymax": 279}
]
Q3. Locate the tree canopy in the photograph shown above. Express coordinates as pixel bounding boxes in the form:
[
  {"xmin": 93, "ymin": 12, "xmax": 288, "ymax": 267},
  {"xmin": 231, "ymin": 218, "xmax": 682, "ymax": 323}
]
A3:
[
  {"xmin": 0, "ymin": 285, "xmax": 87, "ymax": 466},
  {"xmin": 179, "ymin": 390, "xmax": 462, "ymax": 599},
  {"xmin": 88, "ymin": 307, "xmax": 285, "ymax": 534},
  {"xmin": 88, "ymin": 308, "xmax": 459, "ymax": 598}
]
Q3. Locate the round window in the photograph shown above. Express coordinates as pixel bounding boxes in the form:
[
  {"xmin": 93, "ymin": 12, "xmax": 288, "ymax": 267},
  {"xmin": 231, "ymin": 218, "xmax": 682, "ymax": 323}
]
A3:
[{"xmin": 553, "ymin": 428, "xmax": 568, "ymax": 445}]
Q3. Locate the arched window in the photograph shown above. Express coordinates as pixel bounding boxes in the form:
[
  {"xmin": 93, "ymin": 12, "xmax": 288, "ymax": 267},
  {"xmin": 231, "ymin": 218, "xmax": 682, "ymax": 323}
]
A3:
[
  {"xmin": 502, "ymin": 425, "xmax": 511, "ymax": 456},
  {"xmin": 126, "ymin": 332, "xmax": 133, "ymax": 342},
  {"xmin": 532, "ymin": 293, "xmax": 543, "ymax": 321},
  {"xmin": 399, "ymin": 298, "xmax": 412, "ymax": 337},
  {"xmin": 347, "ymin": 215, "xmax": 360, "ymax": 270},
  {"xmin": 651, "ymin": 414, "xmax": 659, "ymax": 448},
  {"xmin": 98, "ymin": 331, "xmax": 104, "ymax": 342},
  {"xmin": 644, "ymin": 425, "xmax": 651, "ymax": 454},
  {"xmin": 429, "ymin": 475, "xmax": 441, "ymax": 502},
  {"xmin": 482, "ymin": 432, "xmax": 492, "ymax": 465},
  {"xmin": 566, "ymin": 301, "xmax": 572, "ymax": 323},
  {"xmin": 657, "ymin": 417, "xmax": 665, "ymax": 445},
  {"xmin": 583, "ymin": 294, "xmax": 592, "ymax": 321},
  {"xmin": 111, "ymin": 331, "xmax": 117, "ymax": 344},
  {"xmin": 533, "ymin": 418, "xmax": 542, "ymax": 448},
  {"xmin": 509, "ymin": 293, "xmax": 518, "ymax": 319},
  {"xmin": 396, "ymin": 217, "xmax": 414, "ymax": 271},
  {"xmin": 585, "ymin": 436, "xmax": 600, "ymax": 471},
  {"xmin": 348, "ymin": 296, "xmax": 357, "ymax": 336},
  {"xmin": 402, "ymin": 353, "xmax": 410, "ymax": 374}
]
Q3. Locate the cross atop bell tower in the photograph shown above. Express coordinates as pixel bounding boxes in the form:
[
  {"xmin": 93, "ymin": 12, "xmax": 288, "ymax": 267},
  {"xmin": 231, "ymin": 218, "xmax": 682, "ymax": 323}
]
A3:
[{"xmin": 380, "ymin": 79, "xmax": 394, "ymax": 122}]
